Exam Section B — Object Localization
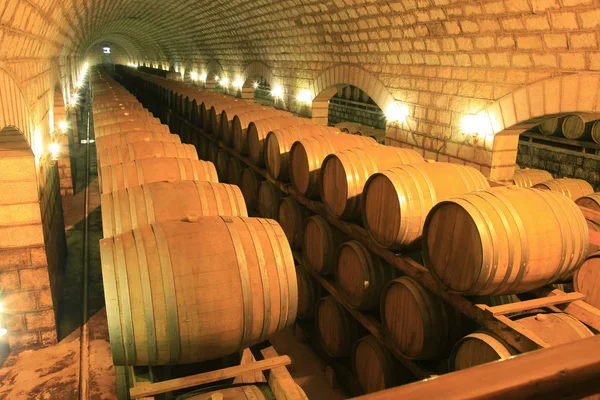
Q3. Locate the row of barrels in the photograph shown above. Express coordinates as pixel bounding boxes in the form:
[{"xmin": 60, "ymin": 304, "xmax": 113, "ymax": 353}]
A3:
[
  {"xmin": 90, "ymin": 70, "xmax": 298, "ymax": 368},
  {"xmin": 123, "ymin": 68, "xmax": 600, "ymax": 298},
  {"xmin": 538, "ymin": 113, "xmax": 600, "ymax": 143},
  {"xmin": 118, "ymin": 69, "xmax": 600, "ymax": 397}
]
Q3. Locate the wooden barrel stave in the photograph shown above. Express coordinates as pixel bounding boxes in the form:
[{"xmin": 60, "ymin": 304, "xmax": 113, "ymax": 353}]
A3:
[
  {"xmin": 278, "ymin": 196, "xmax": 311, "ymax": 250},
  {"xmin": 97, "ymin": 142, "xmax": 198, "ymax": 168},
  {"xmin": 512, "ymin": 168, "xmax": 553, "ymax": 188},
  {"xmin": 296, "ymin": 266, "xmax": 322, "ymax": 319},
  {"xmin": 95, "ymin": 131, "xmax": 182, "ymax": 151},
  {"xmin": 316, "ymin": 295, "xmax": 365, "ymax": 358},
  {"xmin": 258, "ymin": 181, "xmax": 284, "ymax": 220},
  {"xmin": 302, "ymin": 215, "xmax": 348, "ymax": 275},
  {"xmin": 240, "ymin": 168, "xmax": 264, "ymax": 212}
]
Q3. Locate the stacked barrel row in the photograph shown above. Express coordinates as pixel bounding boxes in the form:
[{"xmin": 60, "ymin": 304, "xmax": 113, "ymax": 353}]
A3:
[
  {"xmin": 115, "ymin": 67, "xmax": 597, "ymax": 396},
  {"xmin": 91, "ymin": 69, "xmax": 297, "ymax": 368},
  {"xmin": 538, "ymin": 113, "xmax": 600, "ymax": 143}
]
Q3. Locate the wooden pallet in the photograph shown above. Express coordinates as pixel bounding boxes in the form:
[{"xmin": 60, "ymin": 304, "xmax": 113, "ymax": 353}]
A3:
[
  {"xmin": 115, "ymin": 345, "xmax": 306, "ymax": 400},
  {"xmin": 118, "ymin": 68, "xmax": 600, "ymax": 390}
]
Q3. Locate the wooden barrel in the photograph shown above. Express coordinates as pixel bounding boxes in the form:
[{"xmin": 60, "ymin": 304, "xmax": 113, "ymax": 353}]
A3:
[
  {"xmin": 100, "ymin": 181, "xmax": 247, "ymax": 237},
  {"xmin": 184, "ymin": 384, "xmax": 273, "ymax": 400},
  {"xmin": 100, "ymin": 158, "xmax": 219, "ymax": 194},
  {"xmin": 200, "ymin": 96, "xmax": 234, "ymax": 131},
  {"xmin": 206, "ymin": 142, "xmax": 219, "ymax": 165},
  {"xmin": 240, "ymin": 168, "xmax": 264, "ymax": 211},
  {"xmin": 209, "ymin": 99, "xmax": 249, "ymax": 136},
  {"xmin": 538, "ymin": 117, "xmax": 561, "ymax": 136},
  {"xmin": 95, "ymin": 131, "xmax": 182, "ymax": 152},
  {"xmin": 195, "ymin": 135, "xmax": 208, "ymax": 161},
  {"xmin": 215, "ymin": 148, "xmax": 229, "ymax": 182},
  {"xmin": 574, "ymin": 251, "xmax": 600, "ymax": 310},
  {"xmin": 576, "ymin": 192, "xmax": 600, "ymax": 211},
  {"xmin": 296, "ymin": 266, "xmax": 322, "ymax": 319},
  {"xmin": 97, "ymin": 142, "xmax": 198, "ymax": 168},
  {"xmin": 423, "ymin": 186, "xmax": 589, "ymax": 295},
  {"xmin": 258, "ymin": 181, "xmax": 284, "ymax": 220},
  {"xmin": 278, "ymin": 196, "xmax": 311, "ymax": 250},
  {"xmin": 93, "ymin": 103, "xmax": 144, "ymax": 114},
  {"xmin": 450, "ymin": 313, "xmax": 593, "ymax": 371},
  {"xmin": 561, "ymin": 113, "xmax": 600, "ymax": 140},
  {"xmin": 226, "ymin": 157, "xmax": 245, "ymax": 187},
  {"xmin": 320, "ymin": 146, "xmax": 424, "ymax": 219},
  {"xmin": 247, "ymin": 116, "xmax": 313, "ymax": 166},
  {"xmin": 316, "ymin": 295, "xmax": 364, "ymax": 358},
  {"xmin": 362, "ymin": 163, "xmax": 489, "ymax": 249},
  {"xmin": 220, "ymin": 105, "xmax": 267, "ymax": 146},
  {"xmin": 95, "ymin": 121, "xmax": 169, "ymax": 137},
  {"xmin": 575, "ymin": 193, "xmax": 600, "ymax": 254},
  {"xmin": 533, "ymin": 178, "xmax": 594, "ymax": 201},
  {"xmin": 289, "ymin": 134, "xmax": 378, "ymax": 198},
  {"xmin": 593, "ymin": 120, "xmax": 600, "ymax": 144},
  {"xmin": 335, "ymin": 240, "xmax": 396, "ymax": 310},
  {"xmin": 265, "ymin": 126, "xmax": 340, "ymax": 181},
  {"xmin": 94, "ymin": 110, "xmax": 153, "ymax": 124},
  {"xmin": 100, "ymin": 217, "xmax": 297, "ymax": 365},
  {"xmin": 302, "ymin": 215, "xmax": 347, "ymax": 275},
  {"xmin": 512, "ymin": 168, "xmax": 553, "ymax": 187},
  {"xmin": 353, "ymin": 335, "xmax": 413, "ymax": 394},
  {"xmin": 381, "ymin": 276, "xmax": 468, "ymax": 360},
  {"xmin": 232, "ymin": 110, "xmax": 290, "ymax": 155},
  {"xmin": 95, "ymin": 115, "xmax": 162, "ymax": 130}
]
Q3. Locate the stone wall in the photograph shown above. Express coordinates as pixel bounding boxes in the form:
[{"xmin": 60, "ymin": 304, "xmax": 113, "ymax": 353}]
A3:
[
  {"xmin": 328, "ymin": 99, "xmax": 386, "ymax": 130},
  {"xmin": 517, "ymin": 140, "xmax": 600, "ymax": 191}
]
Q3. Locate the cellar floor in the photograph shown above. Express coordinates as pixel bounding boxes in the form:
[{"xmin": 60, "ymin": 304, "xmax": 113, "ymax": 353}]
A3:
[{"xmin": 0, "ymin": 126, "xmax": 347, "ymax": 399}]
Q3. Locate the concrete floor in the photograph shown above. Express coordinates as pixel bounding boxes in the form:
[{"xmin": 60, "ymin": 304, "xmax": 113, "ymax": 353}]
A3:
[{"xmin": 0, "ymin": 106, "xmax": 347, "ymax": 399}]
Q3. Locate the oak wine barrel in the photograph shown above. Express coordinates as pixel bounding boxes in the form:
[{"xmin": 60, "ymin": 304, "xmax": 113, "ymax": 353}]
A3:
[
  {"xmin": 100, "ymin": 158, "xmax": 219, "ymax": 194},
  {"xmin": 265, "ymin": 125, "xmax": 340, "ymax": 181},
  {"xmin": 93, "ymin": 103, "xmax": 145, "ymax": 114},
  {"xmin": 97, "ymin": 142, "xmax": 198, "ymax": 168},
  {"xmin": 95, "ymin": 121, "xmax": 170, "ymax": 137},
  {"xmin": 183, "ymin": 384, "xmax": 274, "ymax": 400},
  {"xmin": 100, "ymin": 181, "xmax": 247, "ymax": 237},
  {"xmin": 94, "ymin": 110, "xmax": 153, "ymax": 125},
  {"xmin": 240, "ymin": 168, "xmax": 264, "ymax": 211},
  {"xmin": 423, "ymin": 186, "xmax": 589, "ymax": 295},
  {"xmin": 316, "ymin": 295, "xmax": 365, "ymax": 358},
  {"xmin": 247, "ymin": 116, "xmax": 313, "ymax": 166},
  {"xmin": 95, "ymin": 131, "xmax": 182, "ymax": 152},
  {"xmin": 296, "ymin": 266, "xmax": 322, "ymax": 319},
  {"xmin": 302, "ymin": 215, "xmax": 347, "ymax": 275},
  {"xmin": 512, "ymin": 168, "xmax": 553, "ymax": 188},
  {"xmin": 533, "ymin": 178, "xmax": 594, "ymax": 201},
  {"xmin": 561, "ymin": 113, "xmax": 600, "ymax": 140},
  {"xmin": 94, "ymin": 115, "xmax": 162, "ymax": 130},
  {"xmin": 320, "ymin": 146, "xmax": 424, "ymax": 219},
  {"xmin": 575, "ymin": 193, "xmax": 600, "ymax": 255},
  {"xmin": 226, "ymin": 157, "xmax": 245, "ymax": 187},
  {"xmin": 353, "ymin": 335, "xmax": 414, "ymax": 394},
  {"xmin": 381, "ymin": 277, "xmax": 469, "ymax": 360},
  {"xmin": 220, "ymin": 105, "xmax": 268, "ymax": 146},
  {"xmin": 593, "ymin": 121, "xmax": 600, "ymax": 144},
  {"xmin": 335, "ymin": 240, "xmax": 397, "ymax": 310},
  {"xmin": 573, "ymin": 251, "xmax": 600, "ymax": 311},
  {"xmin": 209, "ymin": 99, "xmax": 251, "ymax": 137},
  {"xmin": 362, "ymin": 163, "xmax": 489, "ymax": 249},
  {"xmin": 232, "ymin": 110, "xmax": 291, "ymax": 155},
  {"xmin": 537, "ymin": 118, "xmax": 561, "ymax": 136},
  {"xmin": 450, "ymin": 313, "xmax": 593, "ymax": 371},
  {"xmin": 200, "ymin": 96, "xmax": 236, "ymax": 131},
  {"xmin": 215, "ymin": 148, "xmax": 229, "ymax": 182},
  {"xmin": 100, "ymin": 217, "xmax": 297, "ymax": 365},
  {"xmin": 278, "ymin": 196, "xmax": 311, "ymax": 250},
  {"xmin": 289, "ymin": 134, "xmax": 378, "ymax": 198},
  {"xmin": 257, "ymin": 181, "xmax": 284, "ymax": 220}
]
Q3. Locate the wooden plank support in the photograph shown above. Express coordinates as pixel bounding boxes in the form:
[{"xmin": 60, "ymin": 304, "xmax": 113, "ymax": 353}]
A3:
[
  {"xmin": 234, "ymin": 348, "xmax": 267, "ymax": 384},
  {"xmin": 478, "ymin": 292, "xmax": 585, "ymax": 316},
  {"xmin": 532, "ymin": 288, "xmax": 600, "ymax": 331},
  {"xmin": 352, "ymin": 335, "xmax": 600, "ymax": 400},
  {"xmin": 129, "ymin": 356, "xmax": 292, "ymax": 399},
  {"xmin": 261, "ymin": 346, "xmax": 308, "ymax": 400}
]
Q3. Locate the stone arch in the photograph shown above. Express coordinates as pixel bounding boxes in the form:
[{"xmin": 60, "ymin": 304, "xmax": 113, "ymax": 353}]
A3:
[
  {"xmin": 0, "ymin": 67, "xmax": 34, "ymax": 148},
  {"xmin": 238, "ymin": 61, "xmax": 275, "ymax": 100},
  {"xmin": 205, "ymin": 59, "xmax": 224, "ymax": 80},
  {"xmin": 480, "ymin": 73, "xmax": 600, "ymax": 181},
  {"xmin": 310, "ymin": 65, "xmax": 396, "ymax": 125}
]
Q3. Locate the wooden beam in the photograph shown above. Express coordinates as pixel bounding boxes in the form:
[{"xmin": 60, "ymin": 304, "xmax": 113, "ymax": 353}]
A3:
[
  {"xmin": 352, "ymin": 335, "xmax": 600, "ymax": 400},
  {"xmin": 234, "ymin": 348, "xmax": 266, "ymax": 384},
  {"xmin": 261, "ymin": 346, "xmax": 307, "ymax": 400},
  {"xmin": 129, "ymin": 356, "xmax": 292, "ymax": 399},
  {"xmin": 479, "ymin": 292, "xmax": 585, "ymax": 316}
]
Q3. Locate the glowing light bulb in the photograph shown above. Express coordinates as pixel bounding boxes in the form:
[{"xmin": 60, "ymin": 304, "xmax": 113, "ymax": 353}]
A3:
[
  {"xmin": 49, "ymin": 143, "xmax": 60, "ymax": 160},
  {"xmin": 215, "ymin": 75, "xmax": 220, "ymax": 82},
  {"xmin": 385, "ymin": 103, "xmax": 409, "ymax": 124},
  {"xmin": 70, "ymin": 95, "xmax": 78, "ymax": 107},
  {"xmin": 271, "ymin": 85, "xmax": 284, "ymax": 99},
  {"xmin": 220, "ymin": 77, "xmax": 229, "ymax": 87},
  {"xmin": 296, "ymin": 89, "xmax": 312, "ymax": 104},
  {"xmin": 0, "ymin": 328, "xmax": 6, "ymax": 337},
  {"xmin": 253, "ymin": 81, "xmax": 259, "ymax": 89},
  {"xmin": 461, "ymin": 113, "xmax": 491, "ymax": 137},
  {"xmin": 233, "ymin": 78, "xmax": 244, "ymax": 89},
  {"xmin": 190, "ymin": 72, "xmax": 198, "ymax": 81},
  {"xmin": 199, "ymin": 73, "xmax": 207, "ymax": 82},
  {"xmin": 58, "ymin": 121, "xmax": 68, "ymax": 132}
]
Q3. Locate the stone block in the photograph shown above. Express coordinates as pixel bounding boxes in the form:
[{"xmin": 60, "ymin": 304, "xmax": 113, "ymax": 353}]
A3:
[
  {"xmin": 569, "ymin": 32, "xmax": 598, "ymax": 49},
  {"xmin": 0, "ymin": 181, "xmax": 38, "ymax": 205},
  {"xmin": 5, "ymin": 314, "xmax": 25, "ymax": 332},
  {"xmin": 19, "ymin": 268, "xmax": 50, "ymax": 290},
  {"xmin": 0, "ymin": 248, "xmax": 31, "ymax": 271},
  {"xmin": 559, "ymin": 53, "xmax": 586, "ymax": 70},
  {"xmin": 41, "ymin": 330, "xmax": 58, "ymax": 345},
  {"xmin": 25, "ymin": 310, "xmax": 56, "ymax": 330},
  {"xmin": 0, "ymin": 270, "xmax": 20, "ymax": 291},
  {"xmin": 516, "ymin": 35, "xmax": 543, "ymax": 50},
  {"xmin": 4, "ymin": 291, "xmax": 37, "ymax": 313},
  {"xmin": 550, "ymin": 12, "xmax": 578, "ymax": 30},
  {"xmin": 543, "ymin": 33, "xmax": 568, "ymax": 49},
  {"xmin": 9, "ymin": 332, "xmax": 39, "ymax": 349}
]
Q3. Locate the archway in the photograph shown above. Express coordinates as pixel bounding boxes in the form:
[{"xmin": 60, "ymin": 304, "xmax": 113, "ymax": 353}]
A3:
[
  {"xmin": 240, "ymin": 61, "xmax": 276, "ymax": 101},
  {"xmin": 479, "ymin": 73, "xmax": 600, "ymax": 182}
]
